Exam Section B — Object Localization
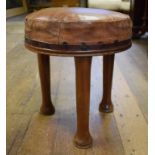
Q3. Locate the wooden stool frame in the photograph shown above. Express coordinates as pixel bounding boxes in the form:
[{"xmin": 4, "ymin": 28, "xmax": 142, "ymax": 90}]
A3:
[{"xmin": 25, "ymin": 38, "xmax": 131, "ymax": 148}]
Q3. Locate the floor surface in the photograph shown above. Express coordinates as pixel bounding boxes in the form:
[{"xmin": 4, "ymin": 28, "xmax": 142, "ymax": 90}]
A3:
[{"xmin": 7, "ymin": 20, "xmax": 148, "ymax": 155}]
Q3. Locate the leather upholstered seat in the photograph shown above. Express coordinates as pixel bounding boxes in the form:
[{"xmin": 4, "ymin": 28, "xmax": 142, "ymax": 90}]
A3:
[{"xmin": 25, "ymin": 7, "xmax": 132, "ymax": 49}]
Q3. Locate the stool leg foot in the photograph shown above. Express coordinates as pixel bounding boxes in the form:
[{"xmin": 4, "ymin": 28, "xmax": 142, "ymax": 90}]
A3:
[
  {"xmin": 99, "ymin": 54, "xmax": 115, "ymax": 113},
  {"xmin": 37, "ymin": 54, "xmax": 55, "ymax": 115},
  {"xmin": 74, "ymin": 57, "xmax": 93, "ymax": 149}
]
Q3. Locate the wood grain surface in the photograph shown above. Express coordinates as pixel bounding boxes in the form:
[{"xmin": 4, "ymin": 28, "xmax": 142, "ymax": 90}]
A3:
[{"xmin": 7, "ymin": 22, "xmax": 147, "ymax": 155}]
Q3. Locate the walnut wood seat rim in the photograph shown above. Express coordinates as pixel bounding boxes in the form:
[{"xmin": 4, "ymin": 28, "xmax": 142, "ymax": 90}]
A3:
[{"xmin": 25, "ymin": 39, "xmax": 131, "ymax": 57}]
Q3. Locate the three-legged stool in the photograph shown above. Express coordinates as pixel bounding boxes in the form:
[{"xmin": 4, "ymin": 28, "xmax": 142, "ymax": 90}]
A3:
[{"xmin": 25, "ymin": 7, "xmax": 132, "ymax": 148}]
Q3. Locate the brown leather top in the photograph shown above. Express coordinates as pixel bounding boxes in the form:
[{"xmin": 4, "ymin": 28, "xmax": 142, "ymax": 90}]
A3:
[{"xmin": 25, "ymin": 7, "xmax": 132, "ymax": 56}]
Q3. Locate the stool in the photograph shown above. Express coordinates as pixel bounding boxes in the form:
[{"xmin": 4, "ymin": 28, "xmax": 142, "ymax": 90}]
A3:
[{"xmin": 25, "ymin": 7, "xmax": 132, "ymax": 149}]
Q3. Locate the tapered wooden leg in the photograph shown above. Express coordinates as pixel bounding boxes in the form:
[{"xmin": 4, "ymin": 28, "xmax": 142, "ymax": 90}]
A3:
[
  {"xmin": 74, "ymin": 57, "xmax": 93, "ymax": 149},
  {"xmin": 37, "ymin": 54, "xmax": 55, "ymax": 115},
  {"xmin": 99, "ymin": 54, "xmax": 115, "ymax": 113}
]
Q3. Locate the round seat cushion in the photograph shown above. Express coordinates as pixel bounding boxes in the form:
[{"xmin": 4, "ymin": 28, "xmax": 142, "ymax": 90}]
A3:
[{"xmin": 25, "ymin": 7, "xmax": 132, "ymax": 56}]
